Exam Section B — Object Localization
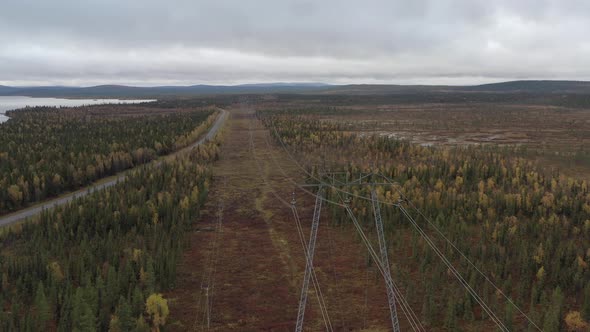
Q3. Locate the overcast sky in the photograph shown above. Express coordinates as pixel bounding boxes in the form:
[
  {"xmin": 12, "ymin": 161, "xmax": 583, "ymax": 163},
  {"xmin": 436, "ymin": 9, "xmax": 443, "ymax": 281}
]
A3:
[{"xmin": 1, "ymin": 0, "xmax": 589, "ymax": 86}]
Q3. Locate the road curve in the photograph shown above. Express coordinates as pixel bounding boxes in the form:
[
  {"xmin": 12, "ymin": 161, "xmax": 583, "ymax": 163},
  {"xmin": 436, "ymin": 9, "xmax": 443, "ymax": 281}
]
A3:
[{"xmin": 0, "ymin": 108, "xmax": 228, "ymax": 227}]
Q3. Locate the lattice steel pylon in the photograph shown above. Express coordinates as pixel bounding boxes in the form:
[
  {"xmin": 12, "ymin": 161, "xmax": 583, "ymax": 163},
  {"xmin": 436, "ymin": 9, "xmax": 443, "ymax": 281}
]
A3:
[
  {"xmin": 295, "ymin": 186, "xmax": 324, "ymax": 332},
  {"xmin": 371, "ymin": 188, "xmax": 401, "ymax": 332}
]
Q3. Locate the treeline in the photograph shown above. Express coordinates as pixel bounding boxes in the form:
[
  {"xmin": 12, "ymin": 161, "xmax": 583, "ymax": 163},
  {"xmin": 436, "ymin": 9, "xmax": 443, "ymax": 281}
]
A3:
[
  {"xmin": 0, "ymin": 138, "xmax": 221, "ymax": 331},
  {"xmin": 0, "ymin": 106, "xmax": 215, "ymax": 214},
  {"xmin": 260, "ymin": 110, "xmax": 590, "ymax": 331}
]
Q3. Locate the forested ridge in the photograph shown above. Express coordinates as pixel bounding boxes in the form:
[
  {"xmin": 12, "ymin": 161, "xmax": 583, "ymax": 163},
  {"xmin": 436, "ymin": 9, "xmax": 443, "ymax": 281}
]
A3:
[
  {"xmin": 0, "ymin": 137, "xmax": 221, "ymax": 331},
  {"xmin": 259, "ymin": 110, "xmax": 590, "ymax": 331},
  {"xmin": 0, "ymin": 106, "xmax": 215, "ymax": 215}
]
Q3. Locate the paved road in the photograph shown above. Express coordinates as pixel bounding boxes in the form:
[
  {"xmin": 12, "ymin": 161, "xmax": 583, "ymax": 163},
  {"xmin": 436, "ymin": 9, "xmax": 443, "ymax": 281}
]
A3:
[{"xmin": 0, "ymin": 108, "xmax": 228, "ymax": 227}]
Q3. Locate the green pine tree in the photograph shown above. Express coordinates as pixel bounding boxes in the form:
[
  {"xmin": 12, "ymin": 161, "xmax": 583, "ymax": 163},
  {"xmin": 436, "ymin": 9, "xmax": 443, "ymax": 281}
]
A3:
[
  {"xmin": 504, "ymin": 303, "xmax": 514, "ymax": 331},
  {"xmin": 134, "ymin": 316, "xmax": 149, "ymax": 332},
  {"xmin": 131, "ymin": 287, "xmax": 144, "ymax": 318},
  {"xmin": 542, "ymin": 287, "xmax": 564, "ymax": 332},
  {"xmin": 108, "ymin": 315, "xmax": 121, "ymax": 332},
  {"xmin": 116, "ymin": 297, "xmax": 134, "ymax": 332},
  {"xmin": 72, "ymin": 289, "xmax": 96, "ymax": 332},
  {"xmin": 463, "ymin": 292, "xmax": 474, "ymax": 321},
  {"xmin": 444, "ymin": 297, "xmax": 457, "ymax": 330},
  {"xmin": 58, "ymin": 286, "xmax": 73, "ymax": 332},
  {"xmin": 33, "ymin": 281, "xmax": 50, "ymax": 330},
  {"xmin": 582, "ymin": 282, "xmax": 590, "ymax": 321}
]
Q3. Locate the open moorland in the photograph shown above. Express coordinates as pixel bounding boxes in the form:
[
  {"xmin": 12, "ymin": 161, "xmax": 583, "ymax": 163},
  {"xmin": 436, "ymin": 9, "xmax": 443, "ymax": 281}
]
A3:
[{"xmin": 259, "ymin": 94, "xmax": 590, "ymax": 179}]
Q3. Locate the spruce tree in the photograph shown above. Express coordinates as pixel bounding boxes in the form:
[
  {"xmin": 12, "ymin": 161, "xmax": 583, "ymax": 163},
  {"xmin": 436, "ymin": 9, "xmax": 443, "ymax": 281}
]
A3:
[
  {"xmin": 72, "ymin": 289, "xmax": 96, "ymax": 332},
  {"xmin": 58, "ymin": 291, "xmax": 73, "ymax": 332},
  {"xmin": 135, "ymin": 316, "xmax": 149, "ymax": 332},
  {"xmin": 131, "ymin": 287, "xmax": 144, "ymax": 318},
  {"xmin": 504, "ymin": 303, "xmax": 514, "ymax": 331},
  {"xmin": 444, "ymin": 296, "xmax": 457, "ymax": 330},
  {"xmin": 116, "ymin": 297, "xmax": 134, "ymax": 332},
  {"xmin": 582, "ymin": 282, "xmax": 590, "ymax": 321},
  {"xmin": 33, "ymin": 281, "xmax": 50, "ymax": 330}
]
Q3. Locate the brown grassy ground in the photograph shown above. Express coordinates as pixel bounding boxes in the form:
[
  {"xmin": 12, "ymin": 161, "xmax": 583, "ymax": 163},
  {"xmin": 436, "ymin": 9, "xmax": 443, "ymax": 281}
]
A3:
[
  {"xmin": 302, "ymin": 103, "xmax": 590, "ymax": 150},
  {"xmin": 165, "ymin": 107, "xmax": 412, "ymax": 331},
  {"xmin": 259, "ymin": 100, "xmax": 590, "ymax": 181}
]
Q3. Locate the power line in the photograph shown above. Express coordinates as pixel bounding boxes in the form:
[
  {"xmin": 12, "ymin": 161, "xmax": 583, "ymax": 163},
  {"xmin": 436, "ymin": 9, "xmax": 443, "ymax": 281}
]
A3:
[
  {"xmin": 378, "ymin": 173, "xmax": 542, "ymax": 331},
  {"xmin": 339, "ymin": 194, "xmax": 424, "ymax": 332},
  {"xmin": 267, "ymin": 120, "xmax": 526, "ymax": 328},
  {"xmin": 264, "ymin": 119, "xmax": 517, "ymax": 331},
  {"xmin": 255, "ymin": 121, "xmax": 423, "ymax": 331},
  {"xmin": 248, "ymin": 121, "xmax": 333, "ymax": 331},
  {"xmin": 328, "ymin": 170, "xmax": 510, "ymax": 330},
  {"xmin": 397, "ymin": 203, "xmax": 508, "ymax": 331}
]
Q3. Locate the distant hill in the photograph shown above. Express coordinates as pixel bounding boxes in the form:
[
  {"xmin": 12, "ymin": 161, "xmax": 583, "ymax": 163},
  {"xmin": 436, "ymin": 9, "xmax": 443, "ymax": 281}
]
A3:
[
  {"xmin": 0, "ymin": 83, "xmax": 332, "ymax": 98},
  {"xmin": 463, "ymin": 80, "xmax": 590, "ymax": 93},
  {"xmin": 0, "ymin": 80, "xmax": 589, "ymax": 98},
  {"xmin": 317, "ymin": 80, "xmax": 590, "ymax": 95},
  {"xmin": 0, "ymin": 86, "xmax": 18, "ymax": 94},
  {"xmin": 315, "ymin": 84, "xmax": 453, "ymax": 94}
]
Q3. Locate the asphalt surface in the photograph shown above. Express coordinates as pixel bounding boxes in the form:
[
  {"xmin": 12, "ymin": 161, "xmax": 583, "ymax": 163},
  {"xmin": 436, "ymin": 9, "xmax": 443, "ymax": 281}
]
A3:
[{"xmin": 0, "ymin": 108, "xmax": 228, "ymax": 227}]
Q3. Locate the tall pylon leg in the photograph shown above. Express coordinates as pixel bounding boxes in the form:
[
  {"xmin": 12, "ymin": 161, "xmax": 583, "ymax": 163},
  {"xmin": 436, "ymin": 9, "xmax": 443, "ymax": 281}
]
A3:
[
  {"xmin": 371, "ymin": 189, "xmax": 401, "ymax": 332},
  {"xmin": 295, "ymin": 187, "xmax": 324, "ymax": 332}
]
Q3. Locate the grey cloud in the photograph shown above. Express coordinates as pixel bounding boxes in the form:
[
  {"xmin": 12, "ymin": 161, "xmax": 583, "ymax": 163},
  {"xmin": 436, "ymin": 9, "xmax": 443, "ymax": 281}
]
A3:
[{"xmin": 0, "ymin": 0, "xmax": 589, "ymax": 85}]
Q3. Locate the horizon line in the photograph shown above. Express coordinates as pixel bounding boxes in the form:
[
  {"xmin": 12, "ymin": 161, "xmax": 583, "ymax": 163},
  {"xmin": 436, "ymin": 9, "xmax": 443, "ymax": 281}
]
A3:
[{"xmin": 2, "ymin": 79, "xmax": 590, "ymax": 89}]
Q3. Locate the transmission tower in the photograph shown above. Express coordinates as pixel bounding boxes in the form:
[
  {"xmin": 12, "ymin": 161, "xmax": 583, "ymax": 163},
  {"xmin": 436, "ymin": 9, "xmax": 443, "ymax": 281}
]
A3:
[
  {"xmin": 371, "ymin": 188, "xmax": 401, "ymax": 332},
  {"xmin": 292, "ymin": 171, "xmax": 400, "ymax": 332},
  {"xmin": 294, "ymin": 172, "xmax": 404, "ymax": 331},
  {"xmin": 295, "ymin": 186, "xmax": 324, "ymax": 332}
]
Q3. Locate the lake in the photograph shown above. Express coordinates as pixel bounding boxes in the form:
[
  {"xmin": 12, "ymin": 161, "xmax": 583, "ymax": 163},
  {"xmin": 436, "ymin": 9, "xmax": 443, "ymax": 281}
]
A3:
[{"xmin": 0, "ymin": 96, "xmax": 157, "ymax": 123}]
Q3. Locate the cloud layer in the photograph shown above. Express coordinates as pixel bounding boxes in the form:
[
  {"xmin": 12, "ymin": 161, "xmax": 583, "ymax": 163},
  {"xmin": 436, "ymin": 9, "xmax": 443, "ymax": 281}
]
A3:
[{"xmin": 1, "ymin": 0, "xmax": 589, "ymax": 85}]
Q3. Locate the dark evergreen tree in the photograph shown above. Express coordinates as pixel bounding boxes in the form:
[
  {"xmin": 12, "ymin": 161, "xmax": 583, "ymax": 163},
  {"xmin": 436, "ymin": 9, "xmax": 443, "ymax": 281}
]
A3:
[
  {"xmin": 116, "ymin": 297, "xmax": 135, "ymax": 332},
  {"xmin": 33, "ymin": 281, "xmax": 50, "ymax": 330},
  {"xmin": 583, "ymin": 282, "xmax": 590, "ymax": 321}
]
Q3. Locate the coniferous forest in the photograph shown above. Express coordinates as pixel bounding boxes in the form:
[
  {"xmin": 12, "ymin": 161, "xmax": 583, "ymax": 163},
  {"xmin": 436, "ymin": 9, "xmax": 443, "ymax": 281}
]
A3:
[
  {"xmin": 0, "ymin": 105, "xmax": 215, "ymax": 214},
  {"xmin": 0, "ymin": 136, "xmax": 221, "ymax": 331}
]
